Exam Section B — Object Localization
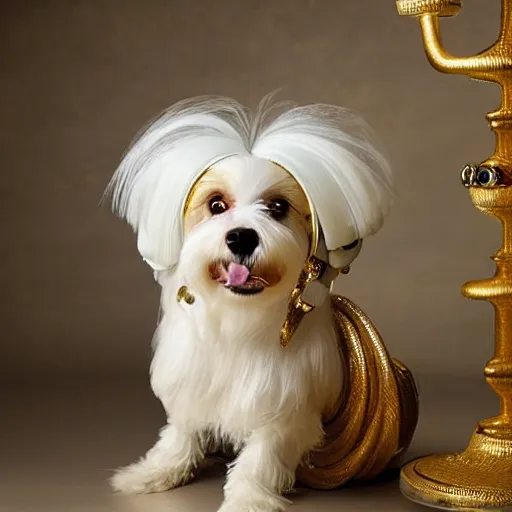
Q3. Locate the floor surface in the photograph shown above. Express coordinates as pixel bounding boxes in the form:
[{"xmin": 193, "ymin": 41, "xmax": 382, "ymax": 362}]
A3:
[{"xmin": 1, "ymin": 374, "xmax": 497, "ymax": 512}]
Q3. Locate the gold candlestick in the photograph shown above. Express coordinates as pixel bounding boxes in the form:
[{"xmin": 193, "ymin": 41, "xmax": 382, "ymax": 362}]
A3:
[{"xmin": 396, "ymin": 0, "xmax": 512, "ymax": 509}]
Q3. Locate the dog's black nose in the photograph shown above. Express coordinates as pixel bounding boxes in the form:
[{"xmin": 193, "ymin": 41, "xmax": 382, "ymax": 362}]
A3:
[{"xmin": 226, "ymin": 228, "xmax": 259, "ymax": 257}]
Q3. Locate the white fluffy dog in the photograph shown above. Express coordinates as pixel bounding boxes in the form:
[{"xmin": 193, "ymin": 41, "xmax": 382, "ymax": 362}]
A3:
[{"xmin": 106, "ymin": 95, "xmax": 392, "ymax": 511}]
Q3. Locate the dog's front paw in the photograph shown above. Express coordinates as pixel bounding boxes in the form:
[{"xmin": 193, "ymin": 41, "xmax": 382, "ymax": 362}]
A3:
[{"xmin": 110, "ymin": 460, "xmax": 194, "ymax": 494}]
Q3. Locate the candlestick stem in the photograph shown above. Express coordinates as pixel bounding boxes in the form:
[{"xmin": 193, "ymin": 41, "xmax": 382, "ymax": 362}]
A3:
[{"xmin": 397, "ymin": 0, "xmax": 512, "ymax": 508}]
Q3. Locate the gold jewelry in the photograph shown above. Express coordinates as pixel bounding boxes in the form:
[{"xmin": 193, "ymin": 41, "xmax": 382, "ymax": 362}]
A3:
[{"xmin": 176, "ymin": 285, "xmax": 195, "ymax": 305}]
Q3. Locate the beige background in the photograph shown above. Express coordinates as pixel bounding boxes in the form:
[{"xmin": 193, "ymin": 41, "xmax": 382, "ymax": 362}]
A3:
[{"xmin": 0, "ymin": 1, "xmax": 505, "ymax": 511}]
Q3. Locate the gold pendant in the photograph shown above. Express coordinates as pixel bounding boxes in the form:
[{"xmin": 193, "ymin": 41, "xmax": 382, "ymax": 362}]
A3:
[
  {"xmin": 176, "ymin": 285, "xmax": 195, "ymax": 305},
  {"xmin": 279, "ymin": 256, "xmax": 326, "ymax": 348}
]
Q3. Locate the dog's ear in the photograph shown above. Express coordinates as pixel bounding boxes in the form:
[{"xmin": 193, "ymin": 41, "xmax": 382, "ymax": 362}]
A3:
[
  {"xmin": 103, "ymin": 96, "xmax": 251, "ymax": 271},
  {"xmin": 251, "ymin": 100, "xmax": 393, "ymax": 261}
]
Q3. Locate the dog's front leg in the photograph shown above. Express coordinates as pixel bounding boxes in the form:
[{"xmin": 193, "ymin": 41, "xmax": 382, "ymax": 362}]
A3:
[
  {"xmin": 218, "ymin": 415, "xmax": 323, "ymax": 512},
  {"xmin": 110, "ymin": 422, "xmax": 204, "ymax": 494}
]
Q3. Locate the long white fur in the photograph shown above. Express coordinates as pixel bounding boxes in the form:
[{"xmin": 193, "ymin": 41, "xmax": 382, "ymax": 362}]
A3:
[
  {"xmin": 106, "ymin": 93, "xmax": 392, "ymax": 272},
  {"xmin": 106, "ymin": 96, "xmax": 393, "ymax": 512}
]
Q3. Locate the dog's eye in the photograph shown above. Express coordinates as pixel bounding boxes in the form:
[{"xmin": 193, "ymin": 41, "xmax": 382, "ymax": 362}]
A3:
[
  {"xmin": 266, "ymin": 199, "xmax": 289, "ymax": 220},
  {"xmin": 209, "ymin": 196, "xmax": 228, "ymax": 215}
]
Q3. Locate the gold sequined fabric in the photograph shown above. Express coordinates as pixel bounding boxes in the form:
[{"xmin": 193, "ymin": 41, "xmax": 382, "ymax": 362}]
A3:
[{"xmin": 297, "ymin": 295, "xmax": 419, "ymax": 489}]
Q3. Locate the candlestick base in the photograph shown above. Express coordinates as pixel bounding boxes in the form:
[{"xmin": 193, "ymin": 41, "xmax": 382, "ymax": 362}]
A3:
[{"xmin": 400, "ymin": 430, "xmax": 512, "ymax": 510}]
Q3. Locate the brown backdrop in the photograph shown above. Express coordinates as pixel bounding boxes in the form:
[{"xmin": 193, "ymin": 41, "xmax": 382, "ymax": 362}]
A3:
[
  {"xmin": 1, "ymin": 2, "xmax": 505, "ymax": 511},
  {"xmin": 0, "ymin": 0, "xmax": 502, "ymax": 382}
]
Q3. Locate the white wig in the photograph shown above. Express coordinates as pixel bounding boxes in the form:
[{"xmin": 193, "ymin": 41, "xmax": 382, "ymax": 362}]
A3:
[{"xmin": 106, "ymin": 94, "xmax": 393, "ymax": 271}]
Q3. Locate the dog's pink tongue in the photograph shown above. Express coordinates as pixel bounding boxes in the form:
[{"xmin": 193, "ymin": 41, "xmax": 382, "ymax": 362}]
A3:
[{"xmin": 226, "ymin": 262, "xmax": 250, "ymax": 287}]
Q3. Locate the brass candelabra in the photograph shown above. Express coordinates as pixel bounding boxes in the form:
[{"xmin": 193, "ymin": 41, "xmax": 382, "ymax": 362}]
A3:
[{"xmin": 397, "ymin": 0, "xmax": 512, "ymax": 509}]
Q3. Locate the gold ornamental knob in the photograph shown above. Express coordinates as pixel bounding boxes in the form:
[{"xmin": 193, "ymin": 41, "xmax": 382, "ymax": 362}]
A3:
[{"xmin": 396, "ymin": 0, "xmax": 461, "ymax": 17}]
